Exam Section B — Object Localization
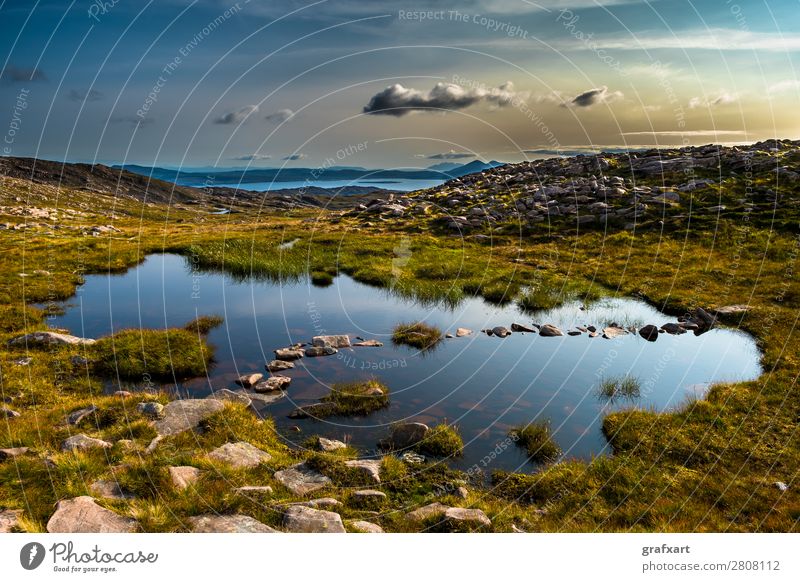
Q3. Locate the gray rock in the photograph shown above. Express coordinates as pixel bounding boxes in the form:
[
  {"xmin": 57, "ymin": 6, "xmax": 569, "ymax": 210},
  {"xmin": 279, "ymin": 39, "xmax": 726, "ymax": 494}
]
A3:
[
  {"xmin": 567, "ymin": 330, "xmax": 582, "ymax": 336},
  {"xmin": 455, "ymin": 327, "xmax": 473, "ymax": 337},
  {"xmin": 383, "ymin": 422, "xmax": 429, "ymax": 449},
  {"xmin": 66, "ymin": 405, "xmax": 97, "ymax": 425},
  {"xmin": 455, "ymin": 486, "xmax": 469, "ymax": 499},
  {"xmin": 169, "ymin": 466, "xmax": 202, "ymax": 490},
  {"xmin": 444, "ymin": 507, "xmax": 492, "ymax": 528},
  {"xmin": 47, "ymin": 496, "xmax": 136, "ymax": 533},
  {"xmin": 305, "ymin": 345, "xmax": 338, "ymax": 357},
  {"xmin": 312, "ymin": 335, "xmax": 351, "ymax": 348},
  {"xmin": 153, "ymin": 399, "xmax": 225, "ymax": 436},
  {"xmin": 774, "ymin": 481, "xmax": 789, "ymax": 492},
  {"xmin": 0, "ymin": 446, "xmax": 30, "ymax": 461},
  {"xmin": 188, "ymin": 514, "xmax": 277, "ymax": 533},
  {"xmin": 539, "ymin": 324, "xmax": 563, "ymax": 337},
  {"xmin": 206, "ymin": 388, "xmax": 252, "ymax": 407},
  {"xmin": 207, "ymin": 442, "xmax": 272, "ymax": 468},
  {"xmin": 349, "ymin": 520, "xmax": 384, "ymax": 533},
  {"xmin": 89, "ymin": 479, "xmax": 134, "ymax": 500},
  {"xmin": 234, "ymin": 485, "xmax": 273, "ymax": 497},
  {"xmin": 351, "ymin": 489, "xmax": 386, "ymax": 506},
  {"xmin": 510, "ymin": 323, "xmax": 536, "ymax": 333},
  {"xmin": 353, "ymin": 339, "xmax": 383, "ymax": 347},
  {"xmin": 283, "ymin": 505, "xmax": 345, "ymax": 533},
  {"xmin": 235, "ymin": 373, "xmax": 263, "ymax": 388},
  {"xmin": 71, "ymin": 355, "xmax": 89, "ymax": 366},
  {"xmin": 8, "ymin": 331, "xmax": 96, "ymax": 347},
  {"xmin": 0, "ymin": 509, "xmax": 22, "ymax": 533},
  {"xmin": 274, "ymin": 462, "xmax": 331, "ymax": 495},
  {"xmin": 492, "ymin": 326, "xmax": 511, "ymax": 338},
  {"xmin": 253, "ymin": 376, "xmax": 291, "ymax": 392},
  {"xmin": 639, "ymin": 324, "xmax": 659, "ymax": 341},
  {"xmin": 660, "ymin": 322, "xmax": 686, "ymax": 335},
  {"xmin": 266, "ymin": 360, "xmax": 295, "ymax": 372},
  {"xmin": 13, "ymin": 357, "xmax": 32, "ymax": 366},
  {"xmin": 602, "ymin": 326, "xmax": 628, "ymax": 339},
  {"xmin": 714, "ymin": 304, "xmax": 750, "ymax": 315},
  {"xmin": 317, "ymin": 437, "xmax": 347, "ymax": 452},
  {"xmin": 1, "ymin": 407, "xmax": 20, "ymax": 419},
  {"xmin": 406, "ymin": 502, "xmax": 449, "ymax": 522},
  {"xmin": 344, "ymin": 459, "xmax": 382, "ymax": 483},
  {"xmin": 61, "ymin": 434, "xmax": 112, "ymax": 452},
  {"xmin": 246, "ymin": 391, "xmax": 286, "ymax": 406},
  {"xmin": 136, "ymin": 402, "xmax": 165, "ymax": 419},
  {"xmin": 274, "ymin": 347, "xmax": 304, "ymax": 361}
]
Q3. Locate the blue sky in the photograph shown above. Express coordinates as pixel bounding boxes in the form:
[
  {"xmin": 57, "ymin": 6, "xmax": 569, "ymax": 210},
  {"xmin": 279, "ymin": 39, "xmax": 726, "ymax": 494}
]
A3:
[{"xmin": 1, "ymin": 0, "xmax": 798, "ymax": 168}]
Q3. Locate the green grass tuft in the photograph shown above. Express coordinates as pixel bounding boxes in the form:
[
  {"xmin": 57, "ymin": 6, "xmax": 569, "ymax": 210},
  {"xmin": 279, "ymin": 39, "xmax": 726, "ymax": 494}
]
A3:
[
  {"xmin": 392, "ymin": 321, "xmax": 442, "ymax": 349},
  {"xmin": 415, "ymin": 423, "xmax": 463, "ymax": 457},
  {"xmin": 317, "ymin": 378, "xmax": 391, "ymax": 417},
  {"xmin": 511, "ymin": 421, "xmax": 561, "ymax": 463},
  {"xmin": 597, "ymin": 375, "xmax": 642, "ymax": 402},
  {"xmin": 183, "ymin": 315, "xmax": 224, "ymax": 335}
]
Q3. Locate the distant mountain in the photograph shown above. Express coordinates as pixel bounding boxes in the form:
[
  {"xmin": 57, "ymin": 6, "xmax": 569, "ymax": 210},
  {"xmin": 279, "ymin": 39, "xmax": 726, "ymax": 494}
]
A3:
[{"xmin": 115, "ymin": 159, "xmax": 506, "ymax": 189}]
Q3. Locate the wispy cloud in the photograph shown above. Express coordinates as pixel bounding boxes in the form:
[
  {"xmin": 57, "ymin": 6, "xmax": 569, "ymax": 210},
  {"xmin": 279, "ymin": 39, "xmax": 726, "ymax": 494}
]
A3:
[
  {"xmin": 67, "ymin": 89, "xmax": 103, "ymax": 102},
  {"xmin": 688, "ymin": 92, "xmax": 737, "ymax": 109},
  {"xmin": 565, "ymin": 29, "xmax": 800, "ymax": 52},
  {"xmin": 1, "ymin": 64, "xmax": 46, "ymax": 83},
  {"xmin": 424, "ymin": 150, "xmax": 475, "ymax": 160},
  {"xmin": 768, "ymin": 80, "xmax": 800, "ymax": 95},
  {"xmin": 111, "ymin": 115, "xmax": 154, "ymax": 128},
  {"xmin": 562, "ymin": 86, "xmax": 623, "ymax": 108},
  {"xmin": 265, "ymin": 108, "xmax": 294, "ymax": 123},
  {"xmin": 283, "ymin": 153, "xmax": 307, "ymax": 160},
  {"xmin": 214, "ymin": 105, "xmax": 259, "ymax": 124},
  {"xmin": 232, "ymin": 154, "xmax": 272, "ymax": 161},
  {"xmin": 363, "ymin": 81, "xmax": 522, "ymax": 116}
]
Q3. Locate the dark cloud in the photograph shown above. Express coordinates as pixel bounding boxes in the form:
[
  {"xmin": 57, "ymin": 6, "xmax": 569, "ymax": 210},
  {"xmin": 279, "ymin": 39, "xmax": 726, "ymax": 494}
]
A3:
[
  {"xmin": 427, "ymin": 150, "xmax": 475, "ymax": 160},
  {"xmin": 363, "ymin": 81, "xmax": 521, "ymax": 116},
  {"xmin": 562, "ymin": 86, "xmax": 623, "ymax": 108},
  {"xmin": 282, "ymin": 153, "xmax": 307, "ymax": 160},
  {"xmin": 214, "ymin": 105, "xmax": 259, "ymax": 124},
  {"xmin": 233, "ymin": 154, "xmax": 272, "ymax": 161},
  {"xmin": 67, "ymin": 89, "xmax": 104, "ymax": 102},
  {"xmin": 1, "ymin": 65, "xmax": 47, "ymax": 83},
  {"xmin": 265, "ymin": 108, "xmax": 294, "ymax": 122},
  {"xmin": 111, "ymin": 115, "xmax": 154, "ymax": 127}
]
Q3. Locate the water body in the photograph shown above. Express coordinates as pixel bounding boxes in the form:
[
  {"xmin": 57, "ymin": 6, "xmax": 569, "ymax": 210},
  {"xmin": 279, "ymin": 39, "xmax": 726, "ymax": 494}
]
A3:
[
  {"xmin": 50, "ymin": 254, "xmax": 761, "ymax": 473},
  {"xmin": 212, "ymin": 178, "xmax": 445, "ymax": 193}
]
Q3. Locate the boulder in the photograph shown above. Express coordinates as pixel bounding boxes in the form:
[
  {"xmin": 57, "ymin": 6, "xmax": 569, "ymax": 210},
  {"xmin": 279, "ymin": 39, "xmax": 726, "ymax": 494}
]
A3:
[
  {"xmin": 61, "ymin": 434, "xmax": 112, "ymax": 452},
  {"xmin": 169, "ymin": 466, "xmax": 201, "ymax": 490},
  {"xmin": 0, "ymin": 509, "xmax": 22, "ymax": 533},
  {"xmin": 136, "ymin": 402, "xmax": 165, "ymax": 419},
  {"xmin": 344, "ymin": 459, "xmax": 382, "ymax": 483},
  {"xmin": 349, "ymin": 520, "xmax": 384, "ymax": 533},
  {"xmin": 253, "ymin": 376, "xmax": 291, "ymax": 392},
  {"xmin": 283, "ymin": 505, "xmax": 345, "ymax": 533},
  {"xmin": 351, "ymin": 489, "xmax": 386, "ymax": 507},
  {"xmin": 89, "ymin": 479, "xmax": 133, "ymax": 500},
  {"xmin": 153, "ymin": 399, "xmax": 225, "ymax": 436},
  {"xmin": 353, "ymin": 339, "xmax": 383, "ymax": 347},
  {"xmin": 660, "ymin": 322, "xmax": 686, "ymax": 335},
  {"xmin": 510, "ymin": 323, "xmax": 536, "ymax": 333},
  {"xmin": 0, "ymin": 446, "xmax": 30, "ymax": 461},
  {"xmin": 7, "ymin": 331, "xmax": 96, "ymax": 347},
  {"xmin": 274, "ymin": 347, "xmax": 304, "ymax": 361},
  {"xmin": 66, "ymin": 405, "xmax": 97, "ymax": 425},
  {"xmin": 405, "ymin": 502, "xmax": 449, "ymax": 522},
  {"xmin": 539, "ymin": 324, "xmax": 563, "ymax": 337},
  {"xmin": 312, "ymin": 335, "xmax": 351, "ymax": 348},
  {"xmin": 639, "ymin": 324, "xmax": 659, "ymax": 342},
  {"xmin": 235, "ymin": 373, "xmax": 263, "ymax": 388},
  {"xmin": 694, "ymin": 307, "xmax": 717, "ymax": 329},
  {"xmin": 602, "ymin": 326, "xmax": 628, "ymax": 339},
  {"xmin": 383, "ymin": 422, "xmax": 429, "ymax": 449},
  {"xmin": 305, "ymin": 346, "xmax": 338, "ymax": 357},
  {"xmin": 266, "ymin": 360, "xmax": 295, "ymax": 372},
  {"xmin": 274, "ymin": 463, "xmax": 331, "ymax": 495},
  {"xmin": 444, "ymin": 507, "xmax": 492, "ymax": 529},
  {"xmin": 246, "ymin": 391, "xmax": 286, "ymax": 406},
  {"xmin": 234, "ymin": 485, "xmax": 273, "ymax": 497},
  {"xmin": 455, "ymin": 328, "xmax": 473, "ymax": 337},
  {"xmin": 206, "ymin": 388, "xmax": 252, "ymax": 407},
  {"xmin": 207, "ymin": 442, "xmax": 272, "ymax": 468},
  {"xmin": 491, "ymin": 326, "xmax": 511, "ymax": 338},
  {"xmin": 47, "ymin": 496, "xmax": 136, "ymax": 533},
  {"xmin": 188, "ymin": 514, "xmax": 277, "ymax": 533},
  {"xmin": 317, "ymin": 437, "xmax": 347, "ymax": 452}
]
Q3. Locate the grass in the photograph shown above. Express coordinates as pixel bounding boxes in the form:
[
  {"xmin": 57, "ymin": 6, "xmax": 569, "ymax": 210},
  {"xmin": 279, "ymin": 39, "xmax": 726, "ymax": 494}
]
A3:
[
  {"xmin": 315, "ymin": 379, "xmax": 391, "ymax": 417},
  {"xmin": 597, "ymin": 375, "xmax": 642, "ymax": 402},
  {"xmin": 414, "ymin": 423, "xmax": 463, "ymax": 457},
  {"xmin": 511, "ymin": 422, "xmax": 562, "ymax": 464},
  {"xmin": 90, "ymin": 328, "xmax": 214, "ymax": 380},
  {"xmin": 183, "ymin": 315, "xmax": 224, "ymax": 335},
  {"xmin": 392, "ymin": 321, "xmax": 443, "ymax": 350}
]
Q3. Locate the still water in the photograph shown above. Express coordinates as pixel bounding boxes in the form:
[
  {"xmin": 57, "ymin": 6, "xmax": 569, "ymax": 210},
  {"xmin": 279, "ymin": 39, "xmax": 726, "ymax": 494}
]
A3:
[{"xmin": 50, "ymin": 254, "xmax": 761, "ymax": 473}]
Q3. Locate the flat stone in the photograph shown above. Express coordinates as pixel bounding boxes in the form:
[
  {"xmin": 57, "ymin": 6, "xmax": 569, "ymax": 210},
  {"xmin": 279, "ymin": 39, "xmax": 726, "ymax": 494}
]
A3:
[
  {"xmin": 317, "ymin": 437, "xmax": 347, "ymax": 452},
  {"xmin": 351, "ymin": 489, "xmax": 386, "ymax": 506},
  {"xmin": 253, "ymin": 376, "xmax": 291, "ymax": 392},
  {"xmin": 714, "ymin": 304, "xmax": 750, "ymax": 315},
  {"xmin": 567, "ymin": 330, "xmax": 582, "ymax": 336},
  {"xmin": 349, "ymin": 520, "xmax": 384, "ymax": 533},
  {"xmin": 344, "ymin": 459, "xmax": 381, "ymax": 483},
  {"xmin": 539, "ymin": 324, "xmax": 563, "ymax": 337},
  {"xmin": 153, "ymin": 399, "xmax": 225, "ymax": 436},
  {"xmin": 492, "ymin": 326, "xmax": 511, "ymax": 338},
  {"xmin": 510, "ymin": 323, "xmax": 536, "ymax": 333},
  {"xmin": 8, "ymin": 331, "xmax": 96, "ymax": 347},
  {"xmin": 660, "ymin": 322, "xmax": 686, "ymax": 335},
  {"xmin": 66, "ymin": 405, "xmax": 97, "ymax": 425},
  {"xmin": 246, "ymin": 391, "xmax": 286, "ymax": 406},
  {"xmin": 353, "ymin": 339, "xmax": 383, "ymax": 347},
  {"xmin": 455, "ymin": 327, "xmax": 474, "ymax": 338},
  {"xmin": 61, "ymin": 434, "xmax": 112, "ymax": 452},
  {"xmin": 136, "ymin": 402, "xmax": 165, "ymax": 419},
  {"xmin": 114, "ymin": 391, "xmax": 132, "ymax": 398},
  {"xmin": 235, "ymin": 373, "xmax": 263, "ymax": 388},
  {"xmin": 266, "ymin": 360, "xmax": 295, "ymax": 372},
  {"xmin": 0, "ymin": 446, "xmax": 30, "ymax": 460},
  {"xmin": 274, "ymin": 347, "xmax": 304, "ymax": 361},
  {"xmin": 0, "ymin": 509, "xmax": 22, "ymax": 532},
  {"xmin": 444, "ymin": 507, "xmax": 492, "ymax": 528},
  {"xmin": 188, "ymin": 514, "xmax": 277, "ymax": 533},
  {"xmin": 288, "ymin": 497, "xmax": 341, "ymax": 508},
  {"xmin": 602, "ymin": 326, "xmax": 628, "ymax": 339},
  {"xmin": 207, "ymin": 442, "xmax": 272, "ymax": 468},
  {"xmin": 312, "ymin": 335, "xmax": 351, "ymax": 348},
  {"xmin": 406, "ymin": 502, "xmax": 449, "ymax": 522},
  {"xmin": 234, "ymin": 485, "xmax": 273, "ymax": 496},
  {"xmin": 274, "ymin": 463, "xmax": 331, "ymax": 495},
  {"xmin": 206, "ymin": 388, "xmax": 252, "ymax": 406},
  {"xmin": 283, "ymin": 505, "xmax": 345, "ymax": 533},
  {"xmin": 47, "ymin": 496, "xmax": 136, "ymax": 533},
  {"xmin": 169, "ymin": 466, "xmax": 202, "ymax": 490},
  {"xmin": 305, "ymin": 346, "xmax": 338, "ymax": 357},
  {"xmin": 89, "ymin": 479, "xmax": 133, "ymax": 500},
  {"xmin": 1, "ymin": 407, "xmax": 20, "ymax": 419}
]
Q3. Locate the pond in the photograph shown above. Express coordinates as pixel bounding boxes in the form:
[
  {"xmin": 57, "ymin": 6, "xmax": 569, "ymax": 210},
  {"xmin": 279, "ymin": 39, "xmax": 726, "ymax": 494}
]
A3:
[{"xmin": 50, "ymin": 254, "xmax": 762, "ymax": 474}]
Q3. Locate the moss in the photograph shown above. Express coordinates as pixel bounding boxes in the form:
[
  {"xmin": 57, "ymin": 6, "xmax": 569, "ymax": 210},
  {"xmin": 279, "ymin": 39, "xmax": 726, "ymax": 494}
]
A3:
[
  {"xmin": 183, "ymin": 315, "xmax": 224, "ymax": 335},
  {"xmin": 392, "ymin": 321, "xmax": 442, "ymax": 349},
  {"xmin": 317, "ymin": 379, "xmax": 390, "ymax": 417},
  {"xmin": 415, "ymin": 423, "xmax": 463, "ymax": 457},
  {"xmin": 90, "ymin": 328, "xmax": 214, "ymax": 380},
  {"xmin": 511, "ymin": 422, "xmax": 561, "ymax": 463}
]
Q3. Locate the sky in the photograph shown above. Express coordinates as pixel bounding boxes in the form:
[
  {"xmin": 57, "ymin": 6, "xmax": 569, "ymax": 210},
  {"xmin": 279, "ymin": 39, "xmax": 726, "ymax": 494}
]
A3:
[{"xmin": 1, "ymin": 0, "xmax": 799, "ymax": 169}]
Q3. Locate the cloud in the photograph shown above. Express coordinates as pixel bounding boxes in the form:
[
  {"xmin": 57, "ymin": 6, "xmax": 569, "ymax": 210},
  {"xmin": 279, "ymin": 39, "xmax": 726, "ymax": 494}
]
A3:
[
  {"xmin": 283, "ymin": 153, "xmax": 307, "ymax": 160},
  {"xmin": 620, "ymin": 130, "xmax": 747, "ymax": 137},
  {"xmin": 67, "ymin": 89, "xmax": 103, "ymax": 102},
  {"xmin": 233, "ymin": 154, "xmax": 272, "ymax": 161},
  {"xmin": 265, "ymin": 108, "xmax": 294, "ymax": 122},
  {"xmin": 111, "ymin": 115, "xmax": 154, "ymax": 128},
  {"xmin": 425, "ymin": 150, "xmax": 475, "ymax": 160},
  {"xmin": 363, "ymin": 81, "xmax": 522, "ymax": 116},
  {"xmin": 557, "ymin": 29, "xmax": 800, "ymax": 52},
  {"xmin": 1, "ymin": 64, "xmax": 46, "ymax": 83},
  {"xmin": 688, "ymin": 92, "xmax": 737, "ymax": 109},
  {"xmin": 562, "ymin": 86, "xmax": 623, "ymax": 108},
  {"xmin": 214, "ymin": 105, "xmax": 259, "ymax": 124},
  {"xmin": 768, "ymin": 80, "xmax": 800, "ymax": 95}
]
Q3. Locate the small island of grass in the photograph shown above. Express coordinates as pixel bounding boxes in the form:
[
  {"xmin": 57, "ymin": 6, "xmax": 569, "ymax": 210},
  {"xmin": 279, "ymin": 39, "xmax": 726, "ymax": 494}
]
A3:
[
  {"xmin": 511, "ymin": 421, "xmax": 561, "ymax": 463},
  {"xmin": 392, "ymin": 321, "xmax": 443, "ymax": 349}
]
